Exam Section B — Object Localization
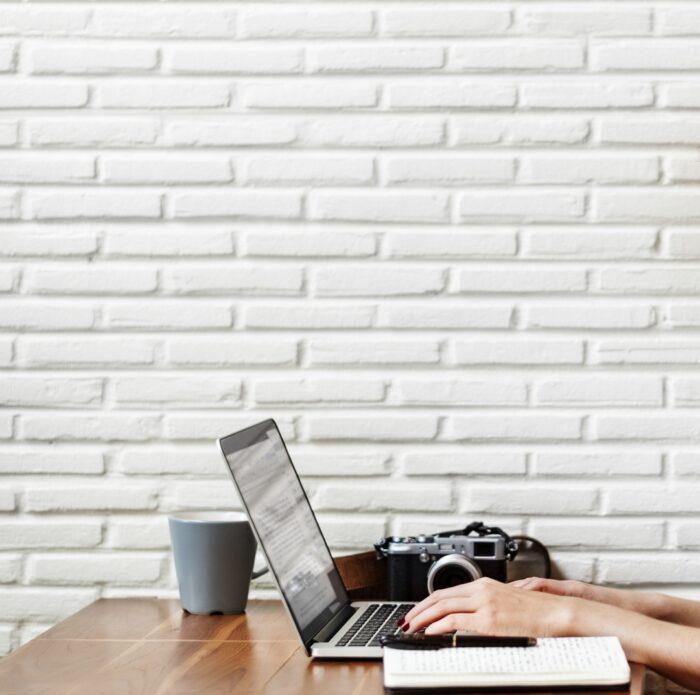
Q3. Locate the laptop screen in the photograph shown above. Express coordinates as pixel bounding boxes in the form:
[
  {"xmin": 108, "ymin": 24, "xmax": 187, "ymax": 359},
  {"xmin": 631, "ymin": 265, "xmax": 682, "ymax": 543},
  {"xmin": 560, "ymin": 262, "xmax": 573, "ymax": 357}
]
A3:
[{"xmin": 219, "ymin": 420, "xmax": 349, "ymax": 647}]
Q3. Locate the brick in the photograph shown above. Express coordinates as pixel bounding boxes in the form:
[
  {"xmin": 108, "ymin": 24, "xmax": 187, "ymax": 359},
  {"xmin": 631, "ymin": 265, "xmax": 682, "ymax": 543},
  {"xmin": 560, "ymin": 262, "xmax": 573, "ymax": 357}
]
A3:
[
  {"xmin": 93, "ymin": 8, "xmax": 237, "ymax": 38},
  {"xmin": 0, "ymin": 266, "xmax": 17, "ymax": 291},
  {"xmin": 593, "ymin": 340, "xmax": 700, "ymax": 365},
  {"xmin": 403, "ymin": 451, "xmax": 526, "ymax": 476},
  {"xmin": 396, "ymin": 378, "xmax": 527, "ymax": 406},
  {"xmin": 598, "ymin": 556, "xmax": 700, "ymax": 585},
  {"xmin": 659, "ymin": 9, "xmax": 700, "ymax": 36},
  {"xmin": 315, "ymin": 482, "xmax": 451, "ymax": 512},
  {"xmin": 172, "ymin": 191, "xmax": 302, "ymax": 220},
  {"xmin": 168, "ymin": 338, "xmax": 297, "ymax": 367},
  {"xmin": 243, "ymin": 155, "xmax": 373, "ymax": 186},
  {"xmin": 301, "ymin": 116, "xmax": 444, "ymax": 148},
  {"xmin": 518, "ymin": 8, "xmax": 650, "ymax": 35},
  {"xmin": 106, "ymin": 302, "xmax": 232, "ymax": 330},
  {"xmin": 379, "ymin": 304, "xmax": 513, "ymax": 330},
  {"xmin": 454, "ymin": 339, "xmax": 583, "ymax": 365},
  {"xmin": 0, "ymin": 120, "xmax": 18, "ymax": 146},
  {"xmin": 292, "ymin": 452, "xmax": 390, "ymax": 477},
  {"xmin": 241, "ymin": 10, "xmax": 374, "ymax": 38},
  {"xmin": 0, "ymin": 488, "xmax": 14, "ymax": 510},
  {"xmin": 549, "ymin": 555, "xmax": 595, "ymax": 583},
  {"xmin": 530, "ymin": 521, "xmax": 663, "ymax": 549},
  {"xmin": 521, "ymin": 82, "xmax": 653, "ymax": 108},
  {"xmin": 0, "ymin": 226, "xmax": 99, "ymax": 257},
  {"xmin": 606, "ymin": 485, "xmax": 700, "ymax": 514},
  {"xmin": 0, "ymin": 377, "xmax": 102, "ymax": 408},
  {"xmin": 0, "ymin": 8, "xmax": 91, "ymax": 36},
  {"xmin": 520, "ymin": 155, "xmax": 658, "ymax": 185},
  {"xmin": 0, "ymin": 556, "xmax": 23, "ymax": 583},
  {"xmin": 28, "ymin": 191, "xmax": 161, "ymax": 220},
  {"xmin": 20, "ymin": 414, "xmax": 161, "ymax": 443},
  {"xmin": 0, "ymin": 521, "xmax": 102, "ymax": 549},
  {"xmin": 318, "ymin": 517, "xmax": 387, "ymax": 548},
  {"xmin": 27, "ymin": 265, "xmax": 157, "ymax": 295},
  {"xmin": 596, "ymin": 190, "xmax": 700, "ymax": 223},
  {"xmin": 0, "ymin": 191, "xmax": 19, "ymax": 219},
  {"xmin": 307, "ymin": 416, "xmax": 439, "ymax": 442},
  {"xmin": 166, "ymin": 118, "xmax": 296, "ymax": 147},
  {"xmin": 526, "ymin": 304, "xmax": 655, "ymax": 329},
  {"xmin": 165, "ymin": 415, "xmax": 295, "ymax": 442},
  {"xmin": 243, "ymin": 82, "xmax": 377, "ymax": 109},
  {"xmin": 599, "ymin": 268, "xmax": 700, "ymax": 294},
  {"xmin": 533, "ymin": 452, "xmax": 662, "ymax": 477},
  {"xmin": 389, "ymin": 82, "xmax": 516, "ymax": 109},
  {"xmin": 29, "ymin": 42, "xmax": 158, "ymax": 74},
  {"xmin": 25, "ymin": 484, "xmax": 158, "ymax": 512},
  {"xmin": 310, "ymin": 46, "xmax": 444, "ymax": 73},
  {"xmin": 599, "ymin": 118, "xmax": 700, "ymax": 145},
  {"xmin": 595, "ymin": 416, "xmax": 700, "ymax": 442},
  {"xmin": 309, "ymin": 191, "xmax": 449, "ymax": 223},
  {"xmin": 0, "ymin": 301, "xmax": 96, "ymax": 330},
  {"xmin": 659, "ymin": 83, "xmax": 700, "ymax": 108},
  {"xmin": 103, "ymin": 227, "xmax": 234, "ymax": 257},
  {"xmin": 117, "ymin": 448, "xmax": 223, "ymax": 477},
  {"xmin": 29, "ymin": 118, "xmax": 158, "ymax": 147},
  {"xmin": 107, "ymin": 518, "xmax": 170, "ymax": 549},
  {"xmin": 0, "ymin": 42, "xmax": 16, "ymax": 72},
  {"xmin": 673, "ymin": 453, "xmax": 700, "ymax": 477},
  {"xmin": 19, "ymin": 337, "xmax": 156, "ymax": 367},
  {"xmin": 536, "ymin": 376, "xmax": 663, "ymax": 407},
  {"xmin": 0, "ymin": 80, "xmax": 88, "ymax": 108},
  {"xmin": 0, "ymin": 415, "xmax": 10, "ymax": 440},
  {"xmin": 523, "ymin": 228, "xmax": 657, "ymax": 259},
  {"xmin": 384, "ymin": 156, "xmax": 513, "ymax": 185},
  {"xmin": 254, "ymin": 378, "xmax": 385, "ymax": 405},
  {"xmin": 386, "ymin": 230, "xmax": 516, "ymax": 258},
  {"xmin": 0, "ymin": 338, "xmax": 12, "ymax": 367},
  {"xmin": 113, "ymin": 375, "xmax": 242, "ymax": 408},
  {"xmin": 163, "ymin": 264, "xmax": 303, "ymax": 295},
  {"xmin": 101, "ymin": 156, "xmax": 232, "ymax": 184},
  {"xmin": 159, "ymin": 480, "xmax": 240, "ymax": 512},
  {"xmin": 676, "ymin": 524, "xmax": 700, "ymax": 549},
  {"xmin": 665, "ymin": 157, "xmax": 700, "ymax": 184},
  {"xmin": 666, "ymin": 305, "xmax": 700, "ymax": 328},
  {"xmin": 671, "ymin": 378, "xmax": 700, "ymax": 407},
  {"xmin": 0, "ymin": 450, "xmax": 104, "ymax": 475},
  {"xmin": 461, "ymin": 485, "xmax": 597, "ymax": 515},
  {"xmin": 315, "ymin": 266, "xmax": 444, "ymax": 297},
  {"xmin": 98, "ymin": 81, "xmax": 230, "ymax": 109},
  {"xmin": 170, "ymin": 46, "xmax": 303, "ymax": 74},
  {"xmin": 308, "ymin": 340, "xmax": 440, "ymax": 366},
  {"xmin": 244, "ymin": 304, "xmax": 374, "ymax": 330},
  {"xmin": 450, "ymin": 117, "xmax": 589, "ymax": 146},
  {"xmin": 28, "ymin": 554, "xmax": 163, "ymax": 585},
  {"xmin": 452, "ymin": 40, "xmax": 583, "ymax": 71},
  {"xmin": 446, "ymin": 415, "xmax": 582, "ymax": 442},
  {"xmin": 0, "ymin": 589, "xmax": 98, "ymax": 623},
  {"xmin": 458, "ymin": 192, "xmax": 585, "ymax": 222},
  {"xmin": 593, "ymin": 40, "xmax": 700, "ymax": 71},
  {"xmin": 242, "ymin": 230, "xmax": 376, "ymax": 258},
  {"xmin": 382, "ymin": 8, "xmax": 510, "ymax": 37},
  {"xmin": 457, "ymin": 268, "xmax": 586, "ymax": 293}
]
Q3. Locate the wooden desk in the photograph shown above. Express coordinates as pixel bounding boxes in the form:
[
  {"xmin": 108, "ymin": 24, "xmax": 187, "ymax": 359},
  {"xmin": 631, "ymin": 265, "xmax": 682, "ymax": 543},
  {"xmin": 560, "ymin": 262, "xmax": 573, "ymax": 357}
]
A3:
[{"xmin": 0, "ymin": 599, "xmax": 645, "ymax": 695}]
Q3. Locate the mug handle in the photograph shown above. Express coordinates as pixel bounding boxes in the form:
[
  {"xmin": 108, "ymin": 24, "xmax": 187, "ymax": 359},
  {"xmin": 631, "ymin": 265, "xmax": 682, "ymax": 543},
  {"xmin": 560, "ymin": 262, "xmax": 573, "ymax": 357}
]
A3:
[{"xmin": 251, "ymin": 565, "xmax": 269, "ymax": 579}]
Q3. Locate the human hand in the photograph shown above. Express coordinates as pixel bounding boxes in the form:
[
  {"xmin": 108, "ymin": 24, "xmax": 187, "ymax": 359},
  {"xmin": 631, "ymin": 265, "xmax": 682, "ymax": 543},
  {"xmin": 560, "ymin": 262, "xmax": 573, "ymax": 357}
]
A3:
[{"xmin": 401, "ymin": 577, "xmax": 580, "ymax": 638}]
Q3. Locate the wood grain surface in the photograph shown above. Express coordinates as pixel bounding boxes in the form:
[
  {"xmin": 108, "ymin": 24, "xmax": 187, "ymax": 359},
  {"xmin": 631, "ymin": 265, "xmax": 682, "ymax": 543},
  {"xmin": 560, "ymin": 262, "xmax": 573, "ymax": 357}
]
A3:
[{"xmin": 0, "ymin": 599, "xmax": 645, "ymax": 695}]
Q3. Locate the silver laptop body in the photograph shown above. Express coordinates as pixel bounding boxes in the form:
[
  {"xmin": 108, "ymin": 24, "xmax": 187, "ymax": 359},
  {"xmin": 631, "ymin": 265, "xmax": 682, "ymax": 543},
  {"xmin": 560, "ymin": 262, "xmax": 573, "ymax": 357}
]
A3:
[{"xmin": 217, "ymin": 419, "xmax": 411, "ymax": 659}]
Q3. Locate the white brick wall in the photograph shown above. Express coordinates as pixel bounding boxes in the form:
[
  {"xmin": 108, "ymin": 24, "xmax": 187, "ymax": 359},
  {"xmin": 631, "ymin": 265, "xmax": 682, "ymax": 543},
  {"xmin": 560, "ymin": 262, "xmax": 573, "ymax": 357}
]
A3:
[{"xmin": 2, "ymin": 2, "xmax": 700, "ymax": 669}]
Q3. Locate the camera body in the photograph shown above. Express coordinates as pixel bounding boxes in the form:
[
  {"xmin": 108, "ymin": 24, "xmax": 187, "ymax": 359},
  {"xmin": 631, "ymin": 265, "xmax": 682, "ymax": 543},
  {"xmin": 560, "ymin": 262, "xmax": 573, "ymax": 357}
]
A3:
[{"xmin": 377, "ymin": 533, "xmax": 510, "ymax": 602}]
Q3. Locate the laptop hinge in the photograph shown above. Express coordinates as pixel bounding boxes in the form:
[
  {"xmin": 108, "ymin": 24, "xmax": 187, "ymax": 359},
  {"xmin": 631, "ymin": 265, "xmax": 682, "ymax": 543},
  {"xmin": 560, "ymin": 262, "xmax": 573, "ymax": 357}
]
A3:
[{"xmin": 312, "ymin": 604, "xmax": 357, "ymax": 645}]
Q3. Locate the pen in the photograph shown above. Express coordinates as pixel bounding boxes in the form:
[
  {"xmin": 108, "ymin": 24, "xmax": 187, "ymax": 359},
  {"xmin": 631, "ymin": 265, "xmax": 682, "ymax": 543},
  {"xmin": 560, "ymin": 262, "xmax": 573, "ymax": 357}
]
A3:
[{"xmin": 380, "ymin": 633, "xmax": 537, "ymax": 650}]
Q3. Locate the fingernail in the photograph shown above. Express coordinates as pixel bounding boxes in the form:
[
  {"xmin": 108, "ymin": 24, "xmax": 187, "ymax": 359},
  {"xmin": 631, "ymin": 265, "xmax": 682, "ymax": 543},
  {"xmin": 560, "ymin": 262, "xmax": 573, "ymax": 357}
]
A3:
[
  {"xmin": 401, "ymin": 622, "xmax": 410, "ymax": 632},
  {"xmin": 398, "ymin": 617, "xmax": 405, "ymax": 627}
]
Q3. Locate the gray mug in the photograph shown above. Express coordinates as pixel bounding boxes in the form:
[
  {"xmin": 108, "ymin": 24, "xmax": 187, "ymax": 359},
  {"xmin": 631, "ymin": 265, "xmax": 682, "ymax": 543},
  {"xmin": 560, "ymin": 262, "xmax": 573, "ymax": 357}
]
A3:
[{"xmin": 168, "ymin": 512, "xmax": 267, "ymax": 615}]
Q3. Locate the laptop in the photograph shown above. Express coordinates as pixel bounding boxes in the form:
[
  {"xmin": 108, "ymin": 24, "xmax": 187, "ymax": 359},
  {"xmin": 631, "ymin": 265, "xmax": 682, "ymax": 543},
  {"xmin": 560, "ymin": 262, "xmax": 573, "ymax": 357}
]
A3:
[{"xmin": 217, "ymin": 418, "xmax": 413, "ymax": 659}]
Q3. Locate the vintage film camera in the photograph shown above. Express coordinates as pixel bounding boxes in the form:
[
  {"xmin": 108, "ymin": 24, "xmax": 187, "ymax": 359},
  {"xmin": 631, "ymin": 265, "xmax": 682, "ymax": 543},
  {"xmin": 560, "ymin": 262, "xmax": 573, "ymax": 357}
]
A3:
[{"xmin": 374, "ymin": 521, "xmax": 519, "ymax": 602}]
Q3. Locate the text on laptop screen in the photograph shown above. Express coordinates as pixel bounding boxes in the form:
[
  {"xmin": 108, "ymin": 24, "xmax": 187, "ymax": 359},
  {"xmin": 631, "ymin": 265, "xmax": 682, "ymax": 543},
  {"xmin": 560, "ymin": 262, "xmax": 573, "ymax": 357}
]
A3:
[{"xmin": 222, "ymin": 422, "xmax": 347, "ymax": 635}]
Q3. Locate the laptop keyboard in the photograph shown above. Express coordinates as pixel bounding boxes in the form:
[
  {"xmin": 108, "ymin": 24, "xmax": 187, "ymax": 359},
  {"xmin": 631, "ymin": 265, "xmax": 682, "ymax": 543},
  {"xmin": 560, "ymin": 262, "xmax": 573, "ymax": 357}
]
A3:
[{"xmin": 336, "ymin": 603, "xmax": 414, "ymax": 648}]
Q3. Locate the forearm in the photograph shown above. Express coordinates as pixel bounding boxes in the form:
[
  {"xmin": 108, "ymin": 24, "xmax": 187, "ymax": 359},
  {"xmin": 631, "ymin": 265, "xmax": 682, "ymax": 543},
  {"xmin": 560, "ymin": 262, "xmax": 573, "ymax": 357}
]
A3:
[{"xmin": 569, "ymin": 599, "xmax": 700, "ymax": 691}]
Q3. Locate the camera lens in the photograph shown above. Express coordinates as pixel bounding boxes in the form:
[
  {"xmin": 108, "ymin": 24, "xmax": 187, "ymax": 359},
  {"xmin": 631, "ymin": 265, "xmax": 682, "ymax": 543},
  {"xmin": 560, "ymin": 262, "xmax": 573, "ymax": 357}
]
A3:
[{"xmin": 426, "ymin": 554, "xmax": 483, "ymax": 594}]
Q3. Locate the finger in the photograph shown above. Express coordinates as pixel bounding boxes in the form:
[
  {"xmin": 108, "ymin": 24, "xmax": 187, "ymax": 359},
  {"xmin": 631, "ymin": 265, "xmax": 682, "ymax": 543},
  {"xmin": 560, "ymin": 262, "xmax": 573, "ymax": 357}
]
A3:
[
  {"xmin": 423, "ymin": 613, "xmax": 480, "ymax": 635},
  {"xmin": 404, "ymin": 597, "xmax": 478, "ymax": 634},
  {"xmin": 510, "ymin": 578, "xmax": 538, "ymax": 588},
  {"xmin": 403, "ymin": 582, "xmax": 482, "ymax": 624}
]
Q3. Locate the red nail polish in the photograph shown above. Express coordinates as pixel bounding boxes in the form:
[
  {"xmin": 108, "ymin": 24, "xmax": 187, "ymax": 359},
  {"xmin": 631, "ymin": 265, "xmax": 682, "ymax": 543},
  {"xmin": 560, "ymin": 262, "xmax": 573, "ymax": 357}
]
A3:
[
  {"xmin": 398, "ymin": 617, "xmax": 405, "ymax": 627},
  {"xmin": 401, "ymin": 622, "xmax": 410, "ymax": 632}
]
